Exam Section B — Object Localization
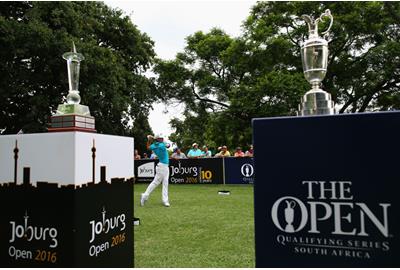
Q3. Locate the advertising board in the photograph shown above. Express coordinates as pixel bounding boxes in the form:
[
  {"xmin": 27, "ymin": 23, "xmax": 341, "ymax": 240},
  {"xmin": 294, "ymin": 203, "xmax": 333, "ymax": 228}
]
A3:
[{"xmin": 253, "ymin": 112, "xmax": 400, "ymax": 267}]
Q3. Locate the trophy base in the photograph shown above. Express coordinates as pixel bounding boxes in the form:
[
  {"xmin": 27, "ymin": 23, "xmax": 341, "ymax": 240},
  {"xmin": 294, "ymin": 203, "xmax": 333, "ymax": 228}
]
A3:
[
  {"xmin": 48, "ymin": 114, "xmax": 96, "ymax": 133},
  {"xmin": 48, "ymin": 104, "xmax": 96, "ymax": 133},
  {"xmin": 298, "ymin": 89, "xmax": 335, "ymax": 116},
  {"xmin": 56, "ymin": 104, "xmax": 91, "ymax": 116}
]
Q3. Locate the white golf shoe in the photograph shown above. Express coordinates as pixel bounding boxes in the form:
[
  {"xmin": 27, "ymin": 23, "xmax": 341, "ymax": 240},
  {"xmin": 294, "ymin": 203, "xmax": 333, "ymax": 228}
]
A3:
[
  {"xmin": 163, "ymin": 201, "xmax": 170, "ymax": 207},
  {"xmin": 140, "ymin": 193, "xmax": 148, "ymax": 206}
]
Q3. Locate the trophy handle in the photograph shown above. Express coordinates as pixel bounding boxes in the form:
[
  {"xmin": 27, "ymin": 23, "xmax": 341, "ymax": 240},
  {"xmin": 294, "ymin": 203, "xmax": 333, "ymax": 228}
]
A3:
[
  {"xmin": 285, "ymin": 200, "xmax": 296, "ymax": 209},
  {"xmin": 289, "ymin": 201, "xmax": 296, "ymax": 209},
  {"xmin": 318, "ymin": 9, "xmax": 333, "ymax": 38}
]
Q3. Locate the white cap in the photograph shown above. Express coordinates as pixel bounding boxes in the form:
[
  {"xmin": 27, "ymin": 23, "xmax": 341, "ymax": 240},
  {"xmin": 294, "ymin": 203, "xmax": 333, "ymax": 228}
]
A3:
[
  {"xmin": 155, "ymin": 133, "xmax": 164, "ymax": 139},
  {"xmin": 192, "ymin": 143, "xmax": 198, "ymax": 147}
]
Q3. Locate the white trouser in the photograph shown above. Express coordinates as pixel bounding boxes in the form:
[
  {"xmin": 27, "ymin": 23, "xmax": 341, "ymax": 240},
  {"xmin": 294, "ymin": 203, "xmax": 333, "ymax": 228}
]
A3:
[{"xmin": 143, "ymin": 163, "xmax": 169, "ymax": 203}]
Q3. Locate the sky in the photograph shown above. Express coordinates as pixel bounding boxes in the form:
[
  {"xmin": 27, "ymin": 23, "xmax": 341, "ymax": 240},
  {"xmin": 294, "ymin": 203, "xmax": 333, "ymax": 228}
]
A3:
[{"xmin": 103, "ymin": 0, "xmax": 257, "ymax": 139}]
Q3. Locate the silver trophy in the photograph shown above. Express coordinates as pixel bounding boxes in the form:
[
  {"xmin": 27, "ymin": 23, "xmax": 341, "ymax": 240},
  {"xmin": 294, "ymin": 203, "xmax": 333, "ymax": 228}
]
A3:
[
  {"xmin": 49, "ymin": 41, "xmax": 95, "ymax": 132},
  {"xmin": 62, "ymin": 41, "xmax": 85, "ymax": 105},
  {"xmin": 245, "ymin": 165, "xmax": 250, "ymax": 177},
  {"xmin": 55, "ymin": 41, "xmax": 91, "ymax": 116},
  {"xmin": 298, "ymin": 9, "xmax": 335, "ymax": 116},
  {"xmin": 284, "ymin": 200, "xmax": 296, "ymax": 232}
]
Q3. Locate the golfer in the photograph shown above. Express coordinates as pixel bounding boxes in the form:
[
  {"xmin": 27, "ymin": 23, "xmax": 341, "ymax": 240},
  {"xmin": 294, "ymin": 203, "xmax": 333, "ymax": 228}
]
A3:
[{"xmin": 140, "ymin": 134, "xmax": 170, "ymax": 207}]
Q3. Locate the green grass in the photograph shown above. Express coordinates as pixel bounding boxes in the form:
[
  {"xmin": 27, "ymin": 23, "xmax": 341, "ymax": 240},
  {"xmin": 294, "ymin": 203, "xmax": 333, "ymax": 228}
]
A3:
[{"xmin": 134, "ymin": 184, "xmax": 255, "ymax": 268}]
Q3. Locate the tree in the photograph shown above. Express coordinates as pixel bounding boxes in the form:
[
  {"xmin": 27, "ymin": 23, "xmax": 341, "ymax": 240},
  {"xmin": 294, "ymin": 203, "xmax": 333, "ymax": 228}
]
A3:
[
  {"xmin": 154, "ymin": 28, "xmax": 308, "ymax": 150},
  {"xmin": 244, "ymin": 1, "xmax": 400, "ymax": 113},
  {"xmin": 154, "ymin": 2, "xmax": 400, "ymax": 149},
  {"xmin": 154, "ymin": 29, "xmax": 247, "ymax": 149},
  {"xmin": 0, "ymin": 1, "xmax": 154, "ymax": 151}
]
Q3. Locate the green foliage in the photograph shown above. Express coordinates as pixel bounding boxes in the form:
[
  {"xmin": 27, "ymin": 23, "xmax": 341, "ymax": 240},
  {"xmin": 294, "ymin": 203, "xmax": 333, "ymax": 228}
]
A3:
[
  {"xmin": 154, "ymin": 27, "xmax": 308, "ymax": 150},
  {"xmin": 244, "ymin": 1, "xmax": 400, "ymax": 113},
  {"xmin": 134, "ymin": 184, "xmax": 255, "ymax": 267},
  {"xmin": 154, "ymin": 2, "xmax": 400, "ymax": 149},
  {"xmin": 2, "ymin": 2, "xmax": 399, "ymax": 151},
  {"xmin": 0, "ymin": 1, "xmax": 154, "ymax": 147}
]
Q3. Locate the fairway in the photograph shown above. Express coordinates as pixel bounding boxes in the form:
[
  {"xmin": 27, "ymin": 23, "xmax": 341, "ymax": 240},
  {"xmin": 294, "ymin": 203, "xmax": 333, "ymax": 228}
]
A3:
[{"xmin": 134, "ymin": 184, "xmax": 255, "ymax": 268}]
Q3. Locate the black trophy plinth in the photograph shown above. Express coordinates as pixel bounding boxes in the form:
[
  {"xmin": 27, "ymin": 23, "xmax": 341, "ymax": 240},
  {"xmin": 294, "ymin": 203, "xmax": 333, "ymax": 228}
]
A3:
[
  {"xmin": 253, "ymin": 111, "xmax": 400, "ymax": 267},
  {"xmin": 0, "ymin": 179, "xmax": 133, "ymax": 267}
]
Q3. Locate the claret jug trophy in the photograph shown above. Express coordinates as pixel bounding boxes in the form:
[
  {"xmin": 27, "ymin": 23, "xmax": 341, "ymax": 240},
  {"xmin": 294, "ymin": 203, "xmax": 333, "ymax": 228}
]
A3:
[{"xmin": 298, "ymin": 9, "xmax": 335, "ymax": 116}]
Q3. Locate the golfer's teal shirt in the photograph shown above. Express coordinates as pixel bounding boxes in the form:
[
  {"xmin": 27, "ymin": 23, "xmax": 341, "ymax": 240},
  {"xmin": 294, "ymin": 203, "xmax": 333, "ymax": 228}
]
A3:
[{"xmin": 150, "ymin": 142, "xmax": 169, "ymax": 165}]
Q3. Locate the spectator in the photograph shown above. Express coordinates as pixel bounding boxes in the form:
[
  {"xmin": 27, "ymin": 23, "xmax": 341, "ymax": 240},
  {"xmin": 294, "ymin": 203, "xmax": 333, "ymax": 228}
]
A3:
[
  {"xmin": 134, "ymin": 149, "xmax": 141, "ymax": 160},
  {"xmin": 215, "ymin": 145, "xmax": 231, "ymax": 157},
  {"xmin": 143, "ymin": 152, "xmax": 149, "ymax": 159},
  {"xmin": 202, "ymin": 145, "xmax": 212, "ymax": 158},
  {"xmin": 234, "ymin": 147, "xmax": 245, "ymax": 157},
  {"xmin": 150, "ymin": 151, "xmax": 158, "ymax": 159},
  {"xmin": 171, "ymin": 148, "xmax": 187, "ymax": 159},
  {"xmin": 187, "ymin": 143, "xmax": 203, "ymax": 158},
  {"xmin": 245, "ymin": 145, "xmax": 254, "ymax": 157}
]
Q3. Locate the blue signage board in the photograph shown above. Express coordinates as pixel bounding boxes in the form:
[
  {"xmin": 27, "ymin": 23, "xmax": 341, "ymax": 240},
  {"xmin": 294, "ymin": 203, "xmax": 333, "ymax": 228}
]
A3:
[
  {"xmin": 224, "ymin": 157, "xmax": 254, "ymax": 184},
  {"xmin": 135, "ymin": 158, "xmax": 223, "ymax": 184},
  {"xmin": 253, "ymin": 112, "xmax": 400, "ymax": 267},
  {"xmin": 169, "ymin": 158, "xmax": 223, "ymax": 184}
]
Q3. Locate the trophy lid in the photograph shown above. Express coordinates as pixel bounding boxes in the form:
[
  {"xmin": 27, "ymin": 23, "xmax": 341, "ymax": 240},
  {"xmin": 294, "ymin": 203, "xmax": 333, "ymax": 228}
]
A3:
[
  {"xmin": 302, "ymin": 9, "xmax": 333, "ymax": 40},
  {"xmin": 62, "ymin": 41, "xmax": 85, "ymax": 62}
]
